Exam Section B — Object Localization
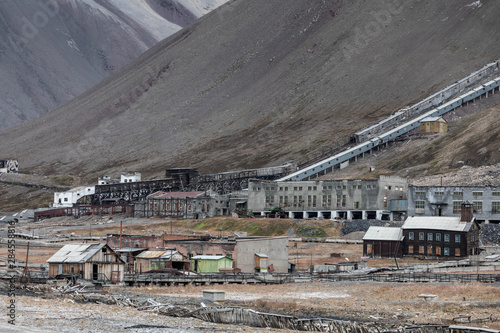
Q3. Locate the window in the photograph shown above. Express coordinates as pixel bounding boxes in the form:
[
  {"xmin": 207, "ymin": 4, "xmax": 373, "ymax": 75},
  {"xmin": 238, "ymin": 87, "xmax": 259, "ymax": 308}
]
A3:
[
  {"xmin": 408, "ymin": 232, "xmax": 414, "ymax": 240},
  {"xmin": 313, "ymin": 186, "xmax": 317, "ymax": 191},
  {"xmin": 434, "ymin": 191, "xmax": 444, "ymax": 196},
  {"xmin": 493, "ymin": 191, "xmax": 500, "ymax": 196},
  {"xmin": 384, "ymin": 195, "xmax": 388, "ymax": 207},
  {"xmin": 444, "ymin": 234, "xmax": 450, "ymax": 242},
  {"xmin": 419, "ymin": 246, "xmax": 425, "ymax": 254},
  {"xmin": 455, "ymin": 248, "xmax": 461, "ymax": 257},
  {"xmin": 427, "ymin": 245, "xmax": 433, "ymax": 255},
  {"xmin": 308, "ymin": 186, "xmax": 312, "ymax": 191},
  {"xmin": 354, "ymin": 201, "xmax": 359, "ymax": 209},
  {"xmin": 455, "ymin": 234, "xmax": 461, "ymax": 243},
  {"xmin": 444, "ymin": 247, "xmax": 450, "ymax": 256},
  {"xmin": 307, "ymin": 195, "xmax": 312, "ymax": 207},
  {"xmin": 64, "ymin": 198, "xmax": 68, "ymax": 202},
  {"xmin": 279, "ymin": 187, "xmax": 283, "ymax": 191},
  {"xmin": 357, "ymin": 185, "xmax": 362, "ymax": 189},
  {"xmin": 472, "ymin": 191, "xmax": 483, "ymax": 197},
  {"xmin": 342, "ymin": 195, "xmax": 346, "ymax": 207},
  {"xmin": 284, "ymin": 196, "xmax": 288, "ymax": 205},
  {"xmin": 299, "ymin": 187, "xmax": 303, "ymax": 191},
  {"xmin": 473, "ymin": 201, "xmax": 483, "ymax": 214},
  {"xmin": 284, "ymin": 187, "xmax": 288, "ymax": 191},
  {"xmin": 436, "ymin": 233, "xmax": 441, "ymax": 242},
  {"xmin": 415, "ymin": 191, "xmax": 425, "ymax": 196},
  {"xmin": 453, "ymin": 201, "xmax": 462, "ymax": 213},
  {"xmin": 492, "ymin": 201, "xmax": 500, "ymax": 214},
  {"xmin": 408, "ymin": 245, "xmax": 414, "ymax": 254},
  {"xmin": 293, "ymin": 187, "xmax": 297, "ymax": 191},
  {"xmin": 453, "ymin": 191, "xmax": 463, "ymax": 198},
  {"xmin": 419, "ymin": 232, "xmax": 424, "ymax": 241},
  {"xmin": 312, "ymin": 195, "xmax": 317, "ymax": 207},
  {"xmin": 427, "ymin": 233, "xmax": 433, "ymax": 241},
  {"xmin": 415, "ymin": 200, "xmax": 425, "ymax": 213},
  {"xmin": 293, "ymin": 196, "xmax": 298, "ymax": 206}
]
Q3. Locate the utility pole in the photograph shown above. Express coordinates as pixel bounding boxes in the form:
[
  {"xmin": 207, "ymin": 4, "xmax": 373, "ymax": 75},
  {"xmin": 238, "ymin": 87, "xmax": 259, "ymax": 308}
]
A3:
[{"xmin": 22, "ymin": 242, "xmax": 30, "ymax": 285}]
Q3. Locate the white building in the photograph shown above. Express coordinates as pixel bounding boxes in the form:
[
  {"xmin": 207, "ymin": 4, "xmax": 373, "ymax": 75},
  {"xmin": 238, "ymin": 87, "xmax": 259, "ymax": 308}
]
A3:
[
  {"xmin": 53, "ymin": 186, "xmax": 95, "ymax": 207},
  {"xmin": 120, "ymin": 172, "xmax": 141, "ymax": 183}
]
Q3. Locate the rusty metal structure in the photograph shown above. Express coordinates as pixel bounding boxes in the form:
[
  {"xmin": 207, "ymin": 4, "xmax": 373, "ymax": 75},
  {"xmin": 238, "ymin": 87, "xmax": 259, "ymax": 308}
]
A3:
[
  {"xmin": 91, "ymin": 164, "xmax": 295, "ymax": 205},
  {"xmin": 34, "ymin": 204, "xmax": 134, "ymax": 221}
]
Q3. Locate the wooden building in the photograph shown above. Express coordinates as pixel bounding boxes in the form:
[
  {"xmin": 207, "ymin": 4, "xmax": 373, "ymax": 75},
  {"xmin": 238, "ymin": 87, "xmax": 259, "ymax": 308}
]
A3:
[
  {"xmin": 47, "ymin": 243, "xmax": 125, "ymax": 283},
  {"xmin": 363, "ymin": 226, "xmax": 404, "ymax": 258},
  {"xmin": 135, "ymin": 250, "xmax": 189, "ymax": 272},
  {"xmin": 401, "ymin": 203, "xmax": 480, "ymax": 257},
  {"xmin": 420, "ymin": 116, "xmax": 447, "ymax": 134},
  {"xmin": 191, "ymin": 255, "xmax": 233, "ymax": 273}
]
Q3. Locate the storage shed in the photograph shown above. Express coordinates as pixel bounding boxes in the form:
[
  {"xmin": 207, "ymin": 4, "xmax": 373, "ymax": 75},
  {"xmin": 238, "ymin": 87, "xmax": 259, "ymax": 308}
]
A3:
[
  {"xmin": 191, "ymin": 255, "xmax": 233, "ymax": 273},
  {"xmin": 135, "ymin": 250, "xmax": 189, "ymax": 272},
  {"xmin": 363, "ymin": 226, "xmax": 404, "ymax": 258},
  {"xmin": 420, "ymin": 116, "xmax": 447, "ymax": 134},
  {"xmin": 47, "ymin": 243, "xmax": 124, "ymax": 284}
]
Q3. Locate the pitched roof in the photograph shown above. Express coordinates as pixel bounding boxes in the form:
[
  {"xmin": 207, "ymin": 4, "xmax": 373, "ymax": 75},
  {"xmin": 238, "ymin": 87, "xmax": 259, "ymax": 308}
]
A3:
[
  {"xmin": 402, "ymin": 216, "xmax": 471, "ymax": 232},
  {"xmin": 47, "ymin": 243, "xmax": 105, "ymax": 264},
  {"xmin": 136, "ymin": 250, "xmax": 182, "ymax": 260},
  {"xmin": 420, "ymin": 116, "xmax": 446, "ymax": 123},
  {"xmin": 363, "ymin": 227, "xmax": 403, "ymax": 241}
]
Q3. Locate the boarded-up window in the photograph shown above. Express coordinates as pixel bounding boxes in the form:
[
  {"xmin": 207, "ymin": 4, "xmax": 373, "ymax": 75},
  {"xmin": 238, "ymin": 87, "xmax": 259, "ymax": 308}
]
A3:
[
  {"xmin": 427, "ymin": 246, "xmax": 433, "ymax": 255},
  {"xmin": 366, "ymin": 244, "xmax": 373, "ymax": 255},
  {"xmin": 455, "ymin": 248, "xmax": 461, "ymax": 256},
  {"xmin": 408, "ymin": 246, "xmax": 413, "ymax": 254},
  {"xmin": 419, "ymin": 246, "xmax": 425, "ymax": 254},
  {"xmin": 435, "ymin": 247, "xmax": 441, "ymax": 256}
]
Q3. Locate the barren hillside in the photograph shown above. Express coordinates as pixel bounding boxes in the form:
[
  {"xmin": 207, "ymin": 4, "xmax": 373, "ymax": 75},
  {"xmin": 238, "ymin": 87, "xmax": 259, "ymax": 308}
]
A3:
[
  {"xmin": 1, "ymin": 0, "xmax": 500, "ymax": 181},
  {"xmin": 0, "ymin": 0, "xmax": 227, "ymax": 130}
]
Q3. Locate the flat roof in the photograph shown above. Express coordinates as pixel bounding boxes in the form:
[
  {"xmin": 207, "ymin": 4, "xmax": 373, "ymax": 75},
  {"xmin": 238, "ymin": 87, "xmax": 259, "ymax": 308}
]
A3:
[{"xmin": 363, "ymin": 227, "xmax": 403, "ymax": 241}]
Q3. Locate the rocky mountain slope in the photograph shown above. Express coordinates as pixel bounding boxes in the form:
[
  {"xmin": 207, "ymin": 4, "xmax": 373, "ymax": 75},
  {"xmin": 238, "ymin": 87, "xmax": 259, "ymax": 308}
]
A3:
[
  {"xmin": 0, "ymin": 0, "xmax": 227, "ymax": 130},
  {"xmin": 1, "ymin": 0, "xmax": 500, "ymax": 181}
]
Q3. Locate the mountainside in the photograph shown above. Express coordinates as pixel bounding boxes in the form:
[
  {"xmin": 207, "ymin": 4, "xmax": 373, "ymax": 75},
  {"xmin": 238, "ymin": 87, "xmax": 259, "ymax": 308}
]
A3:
[
  {"xmin": 1, "ymin": 0, "xmax": 500, "ymax": 181},
  {"xmin": 0, "ymin": 0, "xmax": 227, "ymax": 130}
]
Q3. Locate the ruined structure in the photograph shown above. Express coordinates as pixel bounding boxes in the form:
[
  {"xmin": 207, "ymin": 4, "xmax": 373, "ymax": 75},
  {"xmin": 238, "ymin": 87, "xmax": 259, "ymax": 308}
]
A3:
[{"xmin": 248, "ymin": 176, "xmax": 407, "ymax": 221}]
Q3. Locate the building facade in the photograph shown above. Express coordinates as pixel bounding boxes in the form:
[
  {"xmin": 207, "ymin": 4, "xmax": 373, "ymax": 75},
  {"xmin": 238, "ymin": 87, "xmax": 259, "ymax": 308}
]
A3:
[
  {"xmin": 408, "ymin": 185, "xmax": 500, "ymax": 223},
  {"xmin": 401, "ymin": 202, "xmax": 480, "ymax": 258},
  {"xmin": 0, "ymin": 160, "xmax": 18, "ymax": 173},
  {"xmin": 248, "ymin": 176, "xmax": 408, "ymax": 221},
  {"xmin": 362, "ymin": 226, "xmax": 404, "ymax": 258},
  {"xmin": 47, "ymin": 243, "xmax": 125, "ymax": 283}
]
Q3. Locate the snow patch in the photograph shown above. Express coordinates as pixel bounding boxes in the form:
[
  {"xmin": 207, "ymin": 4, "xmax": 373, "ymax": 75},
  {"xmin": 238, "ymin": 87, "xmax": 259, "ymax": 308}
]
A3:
[
  {"xmin": 175, "ymin": 0, "xmax": 228, "ymax": 17},
  {"xmin": 462, "ymin": 1, "xmax": 482, "ymax": 9}
]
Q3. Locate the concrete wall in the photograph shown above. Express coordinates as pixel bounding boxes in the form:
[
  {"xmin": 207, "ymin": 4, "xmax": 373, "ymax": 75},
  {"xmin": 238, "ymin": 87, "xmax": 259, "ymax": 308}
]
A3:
[
  {"xmin": 248, "ymin": 176, "xmax": 407, "ymax": 220},
  {"xmin": 408, "ymin": 185, "xmax": 500, "ymax": 223},
  {"xmin": 235, "ymin": 237, "xmax": 288, "ymax": 273},
  {"xmin": 0, "ymin": 160, "xmax": 18, "ymax": 173}
]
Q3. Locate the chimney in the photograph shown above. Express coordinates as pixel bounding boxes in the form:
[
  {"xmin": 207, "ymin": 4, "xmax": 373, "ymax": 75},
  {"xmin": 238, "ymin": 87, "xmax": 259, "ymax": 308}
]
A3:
[{"xmin": 460, "ymin": 201, "xmax": 473, "ymax": 222}]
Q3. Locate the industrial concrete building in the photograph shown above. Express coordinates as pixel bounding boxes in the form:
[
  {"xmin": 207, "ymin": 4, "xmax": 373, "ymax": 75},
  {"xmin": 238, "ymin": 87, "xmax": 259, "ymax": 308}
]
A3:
[
  {"xmin": 408, "ymin": 185, "xmax": 500, "ymax": 224},
  {"xmin": 248, "ymin": 176, "xmax": 408, "ymax": 221}
]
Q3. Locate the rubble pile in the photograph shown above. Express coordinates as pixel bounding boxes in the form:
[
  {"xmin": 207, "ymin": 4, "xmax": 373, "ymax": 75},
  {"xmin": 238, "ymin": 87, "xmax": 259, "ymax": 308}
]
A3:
[
  {"xmin": 411, "ymin": 164, "xmax": 500, "ymax": 186},
  {"xmin": 481, "ymin": 224, "xmax": 500, "ymax": 244},
  {"xmin": 341, "ymin": 220, "xmax": 401, "ymax": 236}
]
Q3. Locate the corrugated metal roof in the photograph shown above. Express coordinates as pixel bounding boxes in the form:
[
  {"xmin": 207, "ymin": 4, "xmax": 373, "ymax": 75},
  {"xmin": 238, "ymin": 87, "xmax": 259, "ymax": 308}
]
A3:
[
  {"xmin": 402, "ymin": 216, "xmax": 468, "ymax": 232},
  {"xmin": 47, "ymin": 243, "xmax": 105, "ymax": 264},
  {"xmin": 363, "ymin": 227, "xmax": 403, "ymax": 241},
  {"xmin": 114, "ymin": 248, "xmax": 148, "ymax": 253},
  {"xmin": 191, "ymin": 255, "xmax": 229, "ymax": 260},
  {"xmin": 147, "ymin": 191, "xmax": 205, "ymax": 199},
  {"xmin": 420, "ymin": 116, "xmax": 445, "ymax": 123},
  {"xmin": 255, "ymin": 253, "xmax": 269, "ymax": 258}
]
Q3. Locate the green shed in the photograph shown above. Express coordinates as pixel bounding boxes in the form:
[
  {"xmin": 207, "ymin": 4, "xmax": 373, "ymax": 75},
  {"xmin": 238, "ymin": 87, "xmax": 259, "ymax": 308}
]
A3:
[{"xmin": 191, "ymin": 255, "xmax": 233, "ymax": 273}]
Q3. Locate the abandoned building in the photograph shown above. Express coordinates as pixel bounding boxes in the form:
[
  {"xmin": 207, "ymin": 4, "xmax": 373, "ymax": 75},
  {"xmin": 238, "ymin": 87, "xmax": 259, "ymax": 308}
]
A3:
[
  {"xmin": 420, "ymin": 116, "xmax": 447, "ymax": 134},
  {"xmin": 135, "ymin": 250, "xmax": 189, "ymax": 273},
  {"xmin": 191, "ymin": 255, "xmax": 234, "ymax": 273},
  {"xmin": 407, "ymin": 185, "xmax": 500, "ymax": 224},
  {"xmin": 134, "ymin": 190, "xmax": 247, "ymax": 218},
  {"xmin": 402, "ymin": 202, "xmax": 480, "ymax": 257},
  {"xmin": 362, "ymin": 226, "xmax": 404, "ymax": 258},
  {"xmin": 0, "ymin": 159, "xmax": 18, "ymax": 173},
  {"xmin": 47, "ymin": 243, "xmax": 125, "ymax": 283},
  {"xmin": 107, "ymin": 234, "xmax": 289, "ymax": 273},
  {"xmin": 53, "ymin": 186, "xmax": 96, "ymax": 207},
  {"xmin": 248, "ymin": 176, "xmax": 408, "ymax": 221}
]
